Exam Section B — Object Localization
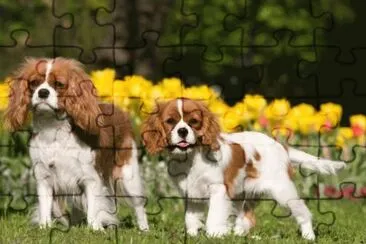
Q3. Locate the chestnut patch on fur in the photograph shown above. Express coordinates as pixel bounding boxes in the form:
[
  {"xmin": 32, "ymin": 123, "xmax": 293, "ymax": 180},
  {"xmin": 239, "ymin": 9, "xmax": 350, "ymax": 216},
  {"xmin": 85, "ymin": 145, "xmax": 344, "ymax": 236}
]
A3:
[
  {"xmin": 245, "ymin": 210, "xmax": 256, "ymax": 227},
  {"xmin": 246, "ymin": 159, "xmax": 259, "ymax": 179},
  {"xmin": 287, "ymin": 164, "xmax": 296, "ymax": 180},
  {"xmin": 224, "ymin": 144, "xmax": 245, "ymax": 198},
  {"xmin": 94, "ymin": 104, "xmax": 134, "ymax": 181},
  {"xmin": 224, "ymin": 144, "xmax": 260, "ymax": 198},
  {"xmin": 254, "ymin": 150, "xmax": 261, "ymax": 161}
]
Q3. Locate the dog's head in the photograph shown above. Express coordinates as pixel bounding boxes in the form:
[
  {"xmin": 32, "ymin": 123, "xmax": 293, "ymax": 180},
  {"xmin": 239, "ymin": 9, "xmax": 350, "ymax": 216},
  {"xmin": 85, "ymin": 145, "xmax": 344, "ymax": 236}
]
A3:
[
  {"xmin": 4, "ymin": 57, "xmax": 101, "ymax": 134},
  {"xmin": 141, "ymin": 98, "xmax": 221, "ymax": 155}
]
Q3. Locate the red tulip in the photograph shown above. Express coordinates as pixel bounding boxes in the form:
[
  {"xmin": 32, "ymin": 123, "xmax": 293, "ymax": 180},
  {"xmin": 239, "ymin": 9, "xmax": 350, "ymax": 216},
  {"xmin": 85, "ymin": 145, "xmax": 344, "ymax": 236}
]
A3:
[
  {"xmin": 341, "ymin": 186, "xmax": 356, "ymax": 199},
  {"xmin": 359, "ymin": 187, "xmax": 366, "ymax": 197},
  {"xmin": 352, "ymin": 125, "xmax": 364, "ymax": 137},
  {"xmin": 259, "ymin": 115, "xmax": 268, "ymax": 127},
  {"xmin": 324, "ymin": 186, "xmax": 339, "ymax": 197}
]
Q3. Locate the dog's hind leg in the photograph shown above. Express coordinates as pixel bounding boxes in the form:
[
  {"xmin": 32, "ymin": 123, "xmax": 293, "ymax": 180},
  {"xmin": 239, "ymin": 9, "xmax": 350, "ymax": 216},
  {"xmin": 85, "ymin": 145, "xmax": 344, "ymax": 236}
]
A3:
[
  {"xmin": 232, "ymin": 194, "xmax": 257, "ymax": 236},
  {"xmin": 116, "ymin": 143, "xmax": 149, "ymax": 231},
  {"xmin": 267, "ymin": 179, "xmax": 315, "ymax": 240}
]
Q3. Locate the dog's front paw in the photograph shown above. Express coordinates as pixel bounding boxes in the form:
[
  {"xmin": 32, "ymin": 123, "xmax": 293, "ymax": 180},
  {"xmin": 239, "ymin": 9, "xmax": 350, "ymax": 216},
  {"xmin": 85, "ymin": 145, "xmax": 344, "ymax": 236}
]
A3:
[
  {"xmin": 138, "ymin": 222, "xmax": 149, "ymax": 232},
  {"xmin": 187, "ymin": 227, "xmax": 200, "ymax": 236},
  {"xmin": 39, "ymin": 222, "xmax": 52, "ymax": 229},
  {"xmin": 39, "ymin": 218, "xmax": 52, "ymax": 229},
  {"xmin": 233, "ymin": 216, "xmax": 251, "ymax": 236},
  {"xmin": 301, "ymin": 222, "xmax": 315, "ymax": 241},
  {"xmin": 90, "ymin": 223, "xmax": 104, "ymax": 231},
  {"xmin": 302, "ymin": 229, "xmax": 315, "ymax": 241},
  {"xmin": 206, "ymin": 226, "xmax": 229, "ymax": 237},
  {"xmin": 88, "ymin": 219, "xmax": 105, "ymax": 231},
  {"xmin": 233, "ymin": 225, "xmax": 250, "ymax": 236}
]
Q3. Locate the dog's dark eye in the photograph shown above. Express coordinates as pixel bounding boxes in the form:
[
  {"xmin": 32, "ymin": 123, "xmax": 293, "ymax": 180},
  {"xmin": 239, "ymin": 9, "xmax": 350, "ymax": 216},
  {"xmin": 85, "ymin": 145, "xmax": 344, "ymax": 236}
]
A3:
[
  {"xmin": 54, "ymin": 81, "xmax": 65, "ymax": 88},
  {"xmin": 166, "ymin": 118, "xmax": 176, "ymax": 125},
  {"xmin": 29, "ymin": 80, "xmax": 39, "ymax": 90},
  {"xmin": 189, "ymin": 118, "xmax": 200, "ymax": 126}
]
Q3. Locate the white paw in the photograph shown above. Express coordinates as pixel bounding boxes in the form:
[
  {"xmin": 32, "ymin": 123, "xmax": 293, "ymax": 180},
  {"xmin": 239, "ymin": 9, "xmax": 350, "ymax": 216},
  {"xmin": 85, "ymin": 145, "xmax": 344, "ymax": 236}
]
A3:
[
  {"xmin": 39, "ymin": 219, "xmax": 52, "ymax": 229},
  {"xmin": 233, "ymin": 216, "xmax": 251, "ymax": 236},
  {"xmin": 89, "ymin": 220, "xmax": 104, "ymax": 231},
  {"xmin": 233, "ymin": 226, "xmax": 250, "ymax": 236},
  {"xmin": 39, "ymin": 223, "xmax": 52, "ymax": 229},
  {"xmin": 302, "ymin": 230, "xmax": 315, "ymax": 241},
  {"xmin": 206, "ymin": 226, "xmax": 229, "ymax": 237},
  {"xmin": 301, "ymin": 222, "xmax": 315, "ymax": 240},
  {"xmin": 187, "ymin": 228, "xmax": 199, "ymax": 236},
  {"xmin": 138, "ymin": 222, "xmax": 149, "ymax": 232}
]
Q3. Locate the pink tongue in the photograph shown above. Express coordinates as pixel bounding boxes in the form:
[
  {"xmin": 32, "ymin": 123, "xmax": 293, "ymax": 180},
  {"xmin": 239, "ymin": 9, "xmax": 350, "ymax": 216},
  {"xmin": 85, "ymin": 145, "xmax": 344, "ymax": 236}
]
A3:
[{"xmin": 177, "ymin": 141, "xmax": 189, "ymax": 148}]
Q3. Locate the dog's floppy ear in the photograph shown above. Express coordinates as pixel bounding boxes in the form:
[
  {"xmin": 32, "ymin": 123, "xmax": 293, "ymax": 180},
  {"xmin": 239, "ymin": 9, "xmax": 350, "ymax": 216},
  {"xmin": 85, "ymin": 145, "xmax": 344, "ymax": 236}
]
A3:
[
  {"xmin": 141, "ymin": 103, "xmax": 169, "ymax": 154},
  {"xmin": 197, "ymin": 101, "xmax": 221, "ymax": 151},
  {"xmin": 62, "ymin": 59, "xmax": 102, "ymax": 135},
  {"xmin": 3, "ymin": 58, "xmax": 39, "ymax": 131}
]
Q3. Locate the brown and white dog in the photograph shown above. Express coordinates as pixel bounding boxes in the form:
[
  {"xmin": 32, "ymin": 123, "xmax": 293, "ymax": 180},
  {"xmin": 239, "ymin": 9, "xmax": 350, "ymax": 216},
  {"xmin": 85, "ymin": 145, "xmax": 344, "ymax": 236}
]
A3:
[
  {"xmin": 141, "ymin": 98, "xmax": 346, "ymax": 240},
  {"xmin": 4, "ymin": 57, "xmax": 148, "ymax": 231}
]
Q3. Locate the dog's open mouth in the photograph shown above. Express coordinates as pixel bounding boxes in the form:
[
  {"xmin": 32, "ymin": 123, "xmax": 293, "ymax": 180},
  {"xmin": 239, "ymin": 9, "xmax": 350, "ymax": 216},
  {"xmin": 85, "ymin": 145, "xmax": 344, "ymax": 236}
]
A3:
[
  {"xmin": 177, "ymin": 141, "xmax": 190, "ymax": 148},
  {"xmin": 169, "ymin": 141, "xmax": 195, "ymax": 151}
]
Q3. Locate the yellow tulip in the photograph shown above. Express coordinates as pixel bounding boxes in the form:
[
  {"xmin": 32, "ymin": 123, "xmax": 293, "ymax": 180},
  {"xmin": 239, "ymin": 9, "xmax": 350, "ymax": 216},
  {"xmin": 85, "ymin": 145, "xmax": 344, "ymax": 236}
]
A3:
[
  {"xmin": 298, "ymin": 113, "xmax": 327, "ymax": 135},
  {"xmin": 123, "ymin": 75, "xmax": 152, "ymax": 98},
  {"xmin": 222, "ymin": 109, "xmax": 242, "ymax": 132},
  {"xmin": 350, "ymin": 114, "xmax": 366, "ymax": 137},
  {"xmin": 288, "ymin": 103, "xmax": 315, "ymax": 117},
  {"xmin": 0, "ymin": 81, "xmax": 10, "ymax": 110},
  {"xmin": 182, "ymin": 86, "xmax": 202, "ymax": 100},
  {"xmin": 160, "ymin": 78, "xmax": 184, "ymax": 99},
  {"xmin": 90, "ymin": 68, "xmax": 115, "ymax": 98},
  {"xmin": 183, "ymin": 85, "xmax": 218, "ymax": 101},
  {"xmin": 253, "ymin": 121, "xmax": 262, "ymax": 131},
  {"xmin": 271, "ymin": 127, "xmax": 292, "ymax": 138},
  {"xmin": 264, "ymin": 99, "xmax": 291, "ymax": 121},
  {"xmin": 336, "ymin": 127, "xmax": 353, "ymax": 147},
  {"xmin": 283, "ymin": 103, "xmax": 315, "ymax": 133},
  {"xmin": 319, "ymin": 103, "xmax": 342, "ymax": 129},
  {"xmin": 338, "ymin": 127, "xmax": 353, "ymax": 139},
  {"xmin": 231, "ymin": 102, "xmax": 253, "ymax": 123},
  {"xmin": 282, "ymin": 115, "xmax": 299, "ymax": 132},
  {"xmin": 144, "ymin": 85, "xmax": 164, "ymax": 100},
  {"xmin": 112, "ymin": 81, "xmax": 131, "ymax": 110},
  {"xmin": 243, "ymin": 94, "xmax": 267, "ymax": 119},
  {"xmin": 140, "ymin": 99, "xmax": 158, "ymax": 116},
  {"xmin": 208, "ymin": 99, "xmax": 229, "ymax": 116}
]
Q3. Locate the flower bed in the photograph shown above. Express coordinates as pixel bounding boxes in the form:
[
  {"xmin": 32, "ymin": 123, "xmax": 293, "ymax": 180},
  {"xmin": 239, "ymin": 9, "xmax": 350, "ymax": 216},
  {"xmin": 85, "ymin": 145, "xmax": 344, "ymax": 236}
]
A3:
[{"xmin": 0, "ymin": 69, "xmax": 365, "ymax": 200}]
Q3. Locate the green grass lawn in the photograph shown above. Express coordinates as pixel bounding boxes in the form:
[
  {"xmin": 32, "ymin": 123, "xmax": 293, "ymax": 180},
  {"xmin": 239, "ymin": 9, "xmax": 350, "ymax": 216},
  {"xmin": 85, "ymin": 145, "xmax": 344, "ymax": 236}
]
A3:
[{"xmin": 1, "ymin": 198, "xmax": 365, "ymax": 244}]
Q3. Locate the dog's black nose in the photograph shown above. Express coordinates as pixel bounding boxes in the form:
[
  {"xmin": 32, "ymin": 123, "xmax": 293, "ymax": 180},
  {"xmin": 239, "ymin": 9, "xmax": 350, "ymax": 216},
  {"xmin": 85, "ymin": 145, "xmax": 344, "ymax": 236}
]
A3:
[
  {"xmin": 178, "ymin": 128, "xmax": 188, "ymax": 138},
  {"xmin": 38, "ymin": 89, "xmax": 50, "ymax": 99}
]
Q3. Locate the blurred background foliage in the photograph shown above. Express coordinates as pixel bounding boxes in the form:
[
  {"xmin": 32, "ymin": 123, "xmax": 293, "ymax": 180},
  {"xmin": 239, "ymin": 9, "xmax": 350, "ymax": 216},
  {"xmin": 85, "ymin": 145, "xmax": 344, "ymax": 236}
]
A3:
[{"xmin": 0, "ymin": 0, "xmax": 359, "ymax": 121}]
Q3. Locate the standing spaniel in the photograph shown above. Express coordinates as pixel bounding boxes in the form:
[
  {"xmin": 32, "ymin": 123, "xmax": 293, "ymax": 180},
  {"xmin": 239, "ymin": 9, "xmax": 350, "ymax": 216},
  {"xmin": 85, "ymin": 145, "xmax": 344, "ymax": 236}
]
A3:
[
  {"xmin": 141, "ymin": 98, "xmax": 346, "ymax": 240},
  {"xmin": 4, "ymin": 57, "xmax": 148, "ymax": 231}
]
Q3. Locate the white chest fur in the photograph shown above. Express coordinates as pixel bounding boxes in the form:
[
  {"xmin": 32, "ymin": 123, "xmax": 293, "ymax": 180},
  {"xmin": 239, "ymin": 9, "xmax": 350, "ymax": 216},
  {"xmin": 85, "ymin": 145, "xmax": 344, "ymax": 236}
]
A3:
[
  {"xmin": 167, "ymin": 144, "xmax": 232, "ymax": 199},
  {"xmin": 29, "ymin": 114, "xmax": 98, "ymax": 194}
]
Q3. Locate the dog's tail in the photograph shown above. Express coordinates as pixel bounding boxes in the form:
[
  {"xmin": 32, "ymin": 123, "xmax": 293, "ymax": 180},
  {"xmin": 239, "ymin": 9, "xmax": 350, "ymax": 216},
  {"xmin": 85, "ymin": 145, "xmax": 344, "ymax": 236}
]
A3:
[{"xmin": 288, "ymin": 147, "xmax": 346, "ymax": 175}]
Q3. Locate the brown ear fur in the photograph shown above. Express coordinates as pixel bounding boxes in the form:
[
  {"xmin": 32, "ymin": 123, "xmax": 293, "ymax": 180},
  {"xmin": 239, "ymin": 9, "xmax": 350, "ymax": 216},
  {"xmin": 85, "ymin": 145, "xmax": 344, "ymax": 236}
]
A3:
[
  {"xmin": 198, "ymin": 101, "xmax": 221, "ymax": 151},
  {"xmin": 3, "ymin": 58, "xmax": 37, "ymax": 131},
  {"xmin": 140, "ymin": 105, "xmax": 168, "ymax": 154},
  {"xmin": 63, "ymin": 61, "xmax": 102, "ymax": 135},
  {"xmin": 3, "ymin": 78, "xmax": 30, "ymax": 131}
]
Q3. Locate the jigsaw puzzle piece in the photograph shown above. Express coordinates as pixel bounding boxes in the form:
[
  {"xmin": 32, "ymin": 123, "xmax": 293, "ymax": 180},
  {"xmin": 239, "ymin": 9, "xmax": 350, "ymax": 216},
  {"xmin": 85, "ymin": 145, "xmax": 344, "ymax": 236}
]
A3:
[
  {"xmin": 0, "ymin": 1, "xmax": 69, "ymax": 49},
  {"xmin": 52, "ymin": 0, "xmax": 115, "ymax": 63},
  {"xmin": 164, "ymin": 45, "xmax": 264, "ymax": 100},
  {"xmin": 311, "ymin": 0, "xmax": 360, "ymax": 64},
  {"xmin": 0, "ymin": 30, "xmax": 58, "ymax": 77}
]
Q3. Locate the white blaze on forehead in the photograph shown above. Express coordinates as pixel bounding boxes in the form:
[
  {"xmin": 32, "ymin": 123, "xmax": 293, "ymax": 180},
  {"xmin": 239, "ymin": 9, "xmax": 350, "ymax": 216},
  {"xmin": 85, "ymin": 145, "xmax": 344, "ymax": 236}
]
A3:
[
  {"xmin": 45, "ymin": 60, "xmax": 54, "ymax": 82},
  {"xmin": 177, "ymin": 99, "xmax": 183, "ymax": 120}
]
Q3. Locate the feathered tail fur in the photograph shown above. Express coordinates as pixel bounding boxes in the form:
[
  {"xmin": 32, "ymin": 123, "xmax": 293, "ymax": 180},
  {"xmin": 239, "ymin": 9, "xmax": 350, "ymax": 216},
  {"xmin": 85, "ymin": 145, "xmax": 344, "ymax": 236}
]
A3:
[{"xmin": 288, "ymin": 147, "xmax": 346, "ymax": 175}]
